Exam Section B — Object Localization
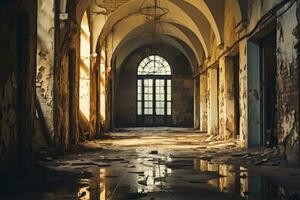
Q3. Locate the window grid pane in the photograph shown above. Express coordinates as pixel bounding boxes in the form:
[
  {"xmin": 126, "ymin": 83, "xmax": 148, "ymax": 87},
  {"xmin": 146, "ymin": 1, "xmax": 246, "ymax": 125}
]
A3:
[
  {"xmin": 138, "ymin": 55, "xmax": 171, "ymax": 75},
  {"xmin": 137, "ymin": 76, "xmax": 172, "ymax": 117},
  {"xmin": 137, "ymin": 101, "xmax": 142, "ymax": 115}
]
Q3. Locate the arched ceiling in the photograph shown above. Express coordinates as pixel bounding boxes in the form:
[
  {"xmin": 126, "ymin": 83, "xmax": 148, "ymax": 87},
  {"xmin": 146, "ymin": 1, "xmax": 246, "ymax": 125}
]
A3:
[
  {"xmin": 113, "ymin": 35, "xmax": 199, "ymax": 75},
  {"xmin": 109, "ymin": 17, "xmax": 203, "ymax": 65},
  {"xmin": 72, "ymin": 0, "xmax": 243, "ymax": 68},
  {"xmin": 97, "ymin": 0, "xmax": 223, "ymax": 58}
]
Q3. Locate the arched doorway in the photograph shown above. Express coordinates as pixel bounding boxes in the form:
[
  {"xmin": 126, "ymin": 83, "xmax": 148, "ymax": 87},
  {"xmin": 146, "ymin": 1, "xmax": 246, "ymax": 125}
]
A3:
[{"xmin": 136, "ymin": 55, "xmax": 172, "ymax": 126}]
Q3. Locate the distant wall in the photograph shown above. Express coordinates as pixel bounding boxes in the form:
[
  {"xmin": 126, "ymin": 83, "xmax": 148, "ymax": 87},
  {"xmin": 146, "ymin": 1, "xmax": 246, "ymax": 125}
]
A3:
[{"xmin": 114, "ymin": 44, "xmax": 194, "ymax": 127}]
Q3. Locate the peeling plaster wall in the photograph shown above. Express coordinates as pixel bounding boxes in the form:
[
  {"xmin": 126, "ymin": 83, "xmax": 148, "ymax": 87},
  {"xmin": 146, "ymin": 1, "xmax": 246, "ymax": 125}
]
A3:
[
  {"xmin": 54, "ymin": 1, "xmax": 83, "ymax": 148},
  {"xmin": 54, "ymin": 54, "xmax": 70, "ymax": 150},
  {"xmin": 36, "ymin": 0, "xmax": 55, "ymax": 141},
  {"xmin": 199, "ymin": 74, "xmax": 208, "ymax": 132},
  {"xmin": 37, "ymin": 0, "xmax": 82, "ymax": 150},
  {"xmin": 218, "ymin": 57, "xmax": 237, "ymax": 140},
  {"xmin": 0, "ymin": 0, "xmax": 37, "ymax": 173},
  {"xmin": 276, "ymin": 2, "xmax": 299, "ymax": 165},
  {"xmin": 239, "ymin": 41, "xmax": 248, "ymax": 148},
  {"xmin": 219, "ymin": 58, "xmax": 226, "ymax": 139},
  {"xmin": 207, "ymin": 68, "xmax": 219, "ymax": 136},
  {"xmin": 115, "ymin": 44, "xmax": 194, "ymax": 127}
]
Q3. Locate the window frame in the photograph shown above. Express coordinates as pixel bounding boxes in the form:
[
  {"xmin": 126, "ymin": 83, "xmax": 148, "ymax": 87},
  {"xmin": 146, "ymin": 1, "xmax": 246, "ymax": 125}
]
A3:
[{"xmin": 137, "ymin": 55, "xmax": 172, "ymax": 118}]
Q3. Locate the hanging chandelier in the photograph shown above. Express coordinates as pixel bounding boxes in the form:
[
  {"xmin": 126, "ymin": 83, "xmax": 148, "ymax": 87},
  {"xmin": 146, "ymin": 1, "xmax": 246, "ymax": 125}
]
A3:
[
  {"xmin": 139, "ymin": 0, "xmax": 169, "ymax": 22},
  {"xmin": 139, "ymin": 0, "xmax": 169, "ymax": 56}
]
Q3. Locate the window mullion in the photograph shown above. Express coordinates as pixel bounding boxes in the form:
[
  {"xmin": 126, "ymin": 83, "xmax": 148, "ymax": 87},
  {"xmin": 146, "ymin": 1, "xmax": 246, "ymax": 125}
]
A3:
[
  {"xmin": 164, "ymin": 79, "xmax": 167, "ymax": 117},
  {"xmin": 153, "ymin": 78, "xmax": 156, "ymax": 116},
  {"xmin": 142, "ymin": 79, "xmax": 144, "ymax": 116}
]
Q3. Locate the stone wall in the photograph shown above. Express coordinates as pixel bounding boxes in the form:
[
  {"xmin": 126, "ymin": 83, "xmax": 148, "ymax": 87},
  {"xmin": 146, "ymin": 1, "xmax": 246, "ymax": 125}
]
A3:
[{"xmin": 276, "ymin": 2, "xmax": 299, "ymax": 165}]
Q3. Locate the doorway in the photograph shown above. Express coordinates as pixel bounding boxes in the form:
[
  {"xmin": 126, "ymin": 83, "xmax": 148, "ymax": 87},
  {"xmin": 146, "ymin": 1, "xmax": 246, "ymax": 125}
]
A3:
[
  {"xmin": 233, "ymin": 55, "xmax": 240, "ymax": 136},
  {"xmin": 136, "ymin": 55, "xmax": 172, "ymax": 126},
  {"xmin": 261, "ymin": 30, "xmax": 277, "ymax": 147},
  {"xmin": 247, "ymin": 27, "xmax": 277, "ymax": 148}
]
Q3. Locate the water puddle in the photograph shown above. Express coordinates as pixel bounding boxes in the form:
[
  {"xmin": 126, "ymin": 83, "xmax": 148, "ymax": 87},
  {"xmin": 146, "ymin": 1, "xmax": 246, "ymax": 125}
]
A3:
[
  {"xmin": 194, "ymin": 159, "xmax": 300, "ymax": 200},
  {"xmin": 1, "ymin": 154, "xmax": 300, "ymax": 200}
]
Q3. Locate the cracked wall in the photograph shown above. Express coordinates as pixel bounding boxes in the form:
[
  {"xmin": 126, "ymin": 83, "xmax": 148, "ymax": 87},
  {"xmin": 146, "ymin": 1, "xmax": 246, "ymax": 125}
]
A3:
[
  {"xmin": 199, "ymin": 73, "xmax": 208, "ymax": 132},
  {"xmin": 276, "ymin": 2, "xmax": 299, "ymax": 165},
  {"xmin": 0, "ymin": 0, "xmax": 37, "ymax": 173},
  {"xmin": 36, "ymin": 0, "xmax": 55, "ymax": 142},
  {"xmin": 239, "ymin": 41, "xmax": 248, "ymax": 148}
]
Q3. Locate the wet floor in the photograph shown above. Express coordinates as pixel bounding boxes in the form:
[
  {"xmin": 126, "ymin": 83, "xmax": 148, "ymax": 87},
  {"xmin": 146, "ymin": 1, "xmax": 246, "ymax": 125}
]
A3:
[{"xmin": 0, "ymin": 128, "xmax": 299, "ymax": 200}]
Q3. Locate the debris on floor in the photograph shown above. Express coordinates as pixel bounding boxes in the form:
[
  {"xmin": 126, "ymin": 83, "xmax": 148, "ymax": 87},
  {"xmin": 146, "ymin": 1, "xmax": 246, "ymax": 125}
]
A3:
[{"xmin": 0, "ymin": 128, "xmax": 299, "ymax": 200}]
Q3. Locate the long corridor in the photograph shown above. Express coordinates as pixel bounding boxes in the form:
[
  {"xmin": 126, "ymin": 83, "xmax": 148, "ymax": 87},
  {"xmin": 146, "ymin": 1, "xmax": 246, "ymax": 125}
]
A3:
[
  {"xmin": 1, "ymin": 128, "xmax": 299, "ymax": 200},
  {"xmin": 1, "ymin": 0, "xmax": 300, "ymax": 199}
]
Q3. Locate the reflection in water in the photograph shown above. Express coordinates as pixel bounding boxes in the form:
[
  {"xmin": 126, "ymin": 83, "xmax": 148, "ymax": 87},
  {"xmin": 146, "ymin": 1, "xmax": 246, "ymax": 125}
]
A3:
[
  {"xmin": 99, "ymin": 168, "xmax": 106, "ymax": 200},
  {"xmin": 137, "ymin": 155, "xmax": 172, "ymax": 193},
  {"xmin": 219, "ymin": 164, "xmax": 240, "ymax": 194},
  {"xmin": 194, "ymin": 160, "xmax": 300, "ymax": 200},
  {"xmin": 77, "ymin": 155, "xmax": 173, "ymax": 200},
  {"xmin": 78, "ymin": 186, "xmax": 90, "ymax": 200},
  {"xmin": 78, "ymin": 168, "xmax": 107, "ymax": 200},
  {"xmin": 6, "ymin": 155, "xmax": 297, "ymax": 200}
]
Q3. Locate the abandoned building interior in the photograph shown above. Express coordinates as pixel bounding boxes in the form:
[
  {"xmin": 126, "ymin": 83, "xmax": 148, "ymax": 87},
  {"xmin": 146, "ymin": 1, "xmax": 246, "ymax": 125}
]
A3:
[{"xmin": 0, "ymin": 0, "xmax": 300, "ymax": 199}]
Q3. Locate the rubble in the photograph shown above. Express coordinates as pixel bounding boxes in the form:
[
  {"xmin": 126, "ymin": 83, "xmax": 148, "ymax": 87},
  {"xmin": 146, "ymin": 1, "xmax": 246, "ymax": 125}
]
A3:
[{"xmin": 1, "ymin": 129, "xmax": 299, "ymax": 199}]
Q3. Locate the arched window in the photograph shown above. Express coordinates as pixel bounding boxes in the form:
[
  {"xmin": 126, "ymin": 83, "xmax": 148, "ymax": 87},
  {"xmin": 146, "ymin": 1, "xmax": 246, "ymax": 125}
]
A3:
[
  {"xmin": 137, "ymin": 55, "xmax": 172, "ymax": 126},
  {"xmin": 138, "ymin": 55, "xmax": 171, "ymax": 75}
]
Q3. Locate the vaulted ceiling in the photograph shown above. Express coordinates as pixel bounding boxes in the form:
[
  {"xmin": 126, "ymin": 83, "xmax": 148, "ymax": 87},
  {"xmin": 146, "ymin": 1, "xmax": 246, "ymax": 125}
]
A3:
[{"xmin": 71, "ymin": 0, "xmax": 244, "ymax": 70}]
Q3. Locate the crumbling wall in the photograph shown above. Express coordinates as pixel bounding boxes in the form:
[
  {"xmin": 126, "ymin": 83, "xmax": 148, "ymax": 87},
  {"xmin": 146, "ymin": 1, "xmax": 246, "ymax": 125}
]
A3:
[
  {"xmin": 219, "ymin": 58, "xmax": 226, "ymax": 139},
  {"xmin": 36, "ymin": 0, "xmax": 55, "ymax": 143},
  {"xmin": 54, "ymin": 53, "xmax": 70, "ymax": 150},
  {"xmin": 199, "ymin": 74, "xmax": 208, "ymax": 132},
  {"xmin": 53, "ymin": 1, "xmax": 83, "ymax": 148},
  {"xmin": 239, "ymin": 40, "xmax": 248, "ymax": 148},
  {"xmin": 276, "ymin": 2, "xmax": 299, "ymax": 165},
  {"xmin": 207, "ymin": 68, "xmax": 219, "ymax": 136},
  {"xmin": 0, "ymin": 0, "xmax": 37, "ymax": 173},
  {"xmin": 218, "ymin": 57, "xmax": 237, "ymax": 140}
]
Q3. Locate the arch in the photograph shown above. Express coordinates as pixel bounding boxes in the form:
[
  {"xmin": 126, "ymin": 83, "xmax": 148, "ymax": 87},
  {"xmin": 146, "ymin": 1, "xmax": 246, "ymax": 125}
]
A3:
[
  {"xmin": 107, "ymin": 18, "xmax": 203, "ymax": 65},
  {"xmin": 231, "ymin": 0, "xmax": 243, "ymax": 24},
  {"xmin": 138, "ymin": 55, "xmax": 172, "ymax": 75},
  {"xmin": 169, "ymin": 0, "xmax": 226, "ymax": 45},
  {"xmin": 97, "ymin": 0, "xmax": 223, "ymax": 56},
  {"xmin": 76, "ymin": 0, "xmax": 93, "ymax": 24},
  {"xmin": 101, "ymin": 10, "xmax": 208, "ymax": 57},
  {"xmin": 113, "ymin": 35, "xmax": 198, "ymax": 74}
]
